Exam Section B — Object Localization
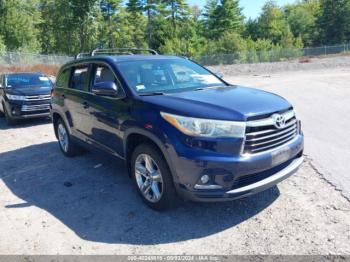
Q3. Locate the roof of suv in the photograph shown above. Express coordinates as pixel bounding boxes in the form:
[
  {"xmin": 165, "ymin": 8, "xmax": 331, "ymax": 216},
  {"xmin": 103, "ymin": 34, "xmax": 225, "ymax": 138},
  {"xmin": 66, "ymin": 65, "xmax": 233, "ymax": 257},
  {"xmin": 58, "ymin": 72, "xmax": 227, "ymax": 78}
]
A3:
[{"xmin": 73, "ymin": 55, "xmax": 182, "ymax": 64}]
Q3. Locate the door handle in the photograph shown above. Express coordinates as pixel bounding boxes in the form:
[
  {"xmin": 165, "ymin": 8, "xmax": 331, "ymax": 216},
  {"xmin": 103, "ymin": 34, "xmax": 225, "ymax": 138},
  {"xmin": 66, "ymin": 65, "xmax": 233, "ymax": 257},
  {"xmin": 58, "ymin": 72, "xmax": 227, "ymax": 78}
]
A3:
[{"xmin": 83, "ymin": 101, "xmax": 89, "ymax": 109}]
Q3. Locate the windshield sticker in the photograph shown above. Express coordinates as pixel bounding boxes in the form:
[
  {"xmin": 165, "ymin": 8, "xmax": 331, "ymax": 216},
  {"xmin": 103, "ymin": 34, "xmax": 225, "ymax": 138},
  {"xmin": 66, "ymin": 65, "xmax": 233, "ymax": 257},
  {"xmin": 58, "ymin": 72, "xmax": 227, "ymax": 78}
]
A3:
[{"xmin": 136, "ymin": 85, "xmax": 146, "ymax": 91}]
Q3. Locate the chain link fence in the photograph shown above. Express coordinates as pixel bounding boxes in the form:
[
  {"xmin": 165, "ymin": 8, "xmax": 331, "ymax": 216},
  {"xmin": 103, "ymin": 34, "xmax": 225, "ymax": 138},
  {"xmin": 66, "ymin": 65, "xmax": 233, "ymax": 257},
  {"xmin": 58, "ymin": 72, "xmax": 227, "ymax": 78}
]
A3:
[
  {"xmin": 1, "ymin": 43, "xmax": 350, "ymax": 67},
  {"xmin": 0, "ymin": 52, "xmax": 73, "ymax": 66},
  {"xmin": 195, "ymin": 43, "xmax": 350, "ymax": 66}
]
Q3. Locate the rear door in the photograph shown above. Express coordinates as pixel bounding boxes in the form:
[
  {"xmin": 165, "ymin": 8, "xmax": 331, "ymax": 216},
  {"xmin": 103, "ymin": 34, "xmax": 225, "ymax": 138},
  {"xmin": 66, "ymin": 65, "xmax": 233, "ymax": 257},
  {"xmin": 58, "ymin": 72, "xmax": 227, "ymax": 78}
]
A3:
[{"xmin": 85, "ymin": 63, "xmax": 128, "ymax": 158}]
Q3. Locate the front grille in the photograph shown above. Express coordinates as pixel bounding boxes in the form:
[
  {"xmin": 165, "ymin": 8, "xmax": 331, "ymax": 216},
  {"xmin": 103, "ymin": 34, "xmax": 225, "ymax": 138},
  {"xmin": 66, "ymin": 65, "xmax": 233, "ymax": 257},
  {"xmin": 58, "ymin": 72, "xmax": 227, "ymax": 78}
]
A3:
[
  {"xmin": 24, "ymin": 94, "xmax": 51, "ymax": 101},
  {"xmin": 243, "ymin": 111, "xmax": 298, "ymax": 154},
  {"xmin": 21, "ymin": 104, "xmax": 50, "ymax": 112}
]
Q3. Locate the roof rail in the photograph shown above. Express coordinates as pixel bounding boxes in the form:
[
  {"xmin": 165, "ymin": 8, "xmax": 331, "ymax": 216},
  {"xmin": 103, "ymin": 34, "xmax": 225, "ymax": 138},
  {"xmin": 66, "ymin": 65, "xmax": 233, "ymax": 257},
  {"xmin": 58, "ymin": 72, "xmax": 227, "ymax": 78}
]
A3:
[
  {"xmin": 91, "ymin": 48, "xmax": 158, "ymax": 56},
  {"xmin": 75, "ymin": 52, "xmax": 90, "ymax": 59}
]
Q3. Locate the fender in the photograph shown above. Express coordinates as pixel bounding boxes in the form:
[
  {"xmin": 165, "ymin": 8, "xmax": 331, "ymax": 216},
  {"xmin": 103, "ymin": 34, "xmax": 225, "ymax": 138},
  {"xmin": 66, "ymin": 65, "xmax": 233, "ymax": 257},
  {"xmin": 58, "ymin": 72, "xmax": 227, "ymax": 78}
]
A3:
[
  {"xmin": 51, "ymin": 108, "xmax": 73, "ymax": 138},
  {"xmin": 123, "ymin": 127, "xmax": 180, "ymax": 183}
]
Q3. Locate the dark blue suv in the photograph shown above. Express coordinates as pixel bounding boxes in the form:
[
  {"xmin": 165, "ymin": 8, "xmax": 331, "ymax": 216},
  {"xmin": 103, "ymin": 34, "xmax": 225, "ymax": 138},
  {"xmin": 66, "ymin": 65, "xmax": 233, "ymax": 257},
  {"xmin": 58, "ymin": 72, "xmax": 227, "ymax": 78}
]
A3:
[{"xmin": 51, "ymin": 48, "xmax": 304, "ymax": 210}]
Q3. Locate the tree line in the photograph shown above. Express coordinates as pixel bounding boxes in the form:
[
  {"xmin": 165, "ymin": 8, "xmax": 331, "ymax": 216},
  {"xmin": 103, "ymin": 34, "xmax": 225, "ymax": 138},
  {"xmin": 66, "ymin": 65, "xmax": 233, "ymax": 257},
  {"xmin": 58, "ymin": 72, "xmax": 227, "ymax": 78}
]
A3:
[{"xmin": 0, "ymin": 0, "xmax": 350, "ymax": 60}]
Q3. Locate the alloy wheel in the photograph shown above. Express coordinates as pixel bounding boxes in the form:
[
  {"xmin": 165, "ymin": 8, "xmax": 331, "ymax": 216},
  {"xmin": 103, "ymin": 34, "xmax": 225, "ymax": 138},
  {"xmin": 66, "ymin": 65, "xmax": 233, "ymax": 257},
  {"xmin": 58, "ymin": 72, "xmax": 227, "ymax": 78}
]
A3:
[
  {"xmin": 57, "ymin": 123, "xmax": 69, "ymax": 153},
  {"xmin": 135, "ymin": 154, "xmax": 164, "ymax": 203}
]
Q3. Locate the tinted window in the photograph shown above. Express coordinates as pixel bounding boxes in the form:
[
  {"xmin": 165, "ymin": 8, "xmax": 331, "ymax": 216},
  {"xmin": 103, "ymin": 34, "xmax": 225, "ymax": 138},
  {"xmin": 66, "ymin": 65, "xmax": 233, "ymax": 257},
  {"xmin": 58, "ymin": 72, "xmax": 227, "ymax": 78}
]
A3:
[
  {"xmin": 6, "ymin": 73, "xmax": 52, "ymax": 89},
  {"xmin": 70, "ymin": 66, "xmax": 90, "ymax": 91},
  {"xmin": 117, "ymin": 59, "xmax": 225, "ymax": 94},
  {"xmin": 94, "ymin": 66, "xmax": 116, "ymax": 85},
  {"xmin": 56, "ymin": 68, "xmax": 71, "ymax": 88}
]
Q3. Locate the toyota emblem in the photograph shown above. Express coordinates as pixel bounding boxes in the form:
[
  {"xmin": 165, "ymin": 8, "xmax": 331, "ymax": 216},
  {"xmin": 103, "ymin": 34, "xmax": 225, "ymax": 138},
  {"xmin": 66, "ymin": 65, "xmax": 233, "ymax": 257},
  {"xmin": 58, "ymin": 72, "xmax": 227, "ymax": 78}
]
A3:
[{"xmin": 272, "ymin": 113, "xmax": 286, "ymax": 129}]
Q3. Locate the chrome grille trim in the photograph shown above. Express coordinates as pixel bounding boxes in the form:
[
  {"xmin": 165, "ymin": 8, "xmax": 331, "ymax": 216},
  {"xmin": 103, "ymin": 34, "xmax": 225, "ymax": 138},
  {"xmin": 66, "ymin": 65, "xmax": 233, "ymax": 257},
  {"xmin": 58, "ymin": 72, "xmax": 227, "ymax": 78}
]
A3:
[
  {"xmin": 246, "ymin": 119, "xmax": 297, "ymax": 137},
  {"xmin": 24, "ymin": 94, "xmax": 51, "ymax": 101},
  {"xmin": 246, "ymin": 124, "xmax": 296, "ymax": 142},
  {"xmin": 21, "ymin": 104, "xmax": 50, "ymax": 112},
  {"xmin": 246, "ymin": 129, "xmax": 297, "ymax": 147},
  {"xmin": 243, "ymin": 110, "xmax": 299, "ymax": 154},
  {"xmin": 248, "ymin": 135, "xmax": 297, "ymax": 153},
  {"xmin": 246, "ymin": 110, "xmax": 295, "ymax": 127}
]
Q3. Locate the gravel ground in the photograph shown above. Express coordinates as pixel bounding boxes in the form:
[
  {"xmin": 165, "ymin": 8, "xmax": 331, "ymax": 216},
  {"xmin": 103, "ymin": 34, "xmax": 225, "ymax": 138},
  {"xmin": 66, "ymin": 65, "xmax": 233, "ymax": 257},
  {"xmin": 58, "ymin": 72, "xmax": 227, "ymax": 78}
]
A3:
[
  {"xmin": 223, "ymin": 67, "xmax": 350, "ymax": 201},
  {"xmin": 0, "ymin": 57, "xmax": 350, "ymax": 255}
]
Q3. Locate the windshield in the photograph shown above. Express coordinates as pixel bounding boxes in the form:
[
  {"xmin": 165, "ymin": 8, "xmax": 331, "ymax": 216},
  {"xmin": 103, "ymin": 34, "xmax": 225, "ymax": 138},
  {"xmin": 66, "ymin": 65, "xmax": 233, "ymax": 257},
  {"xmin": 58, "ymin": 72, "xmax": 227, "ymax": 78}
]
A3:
[
  {"xmin": 6, "ymin": 73, "xmax": 52, "ymax": 88},
  {"xmin": 117, "ymin": 58, "xmax": 226, "ymax": 94}
]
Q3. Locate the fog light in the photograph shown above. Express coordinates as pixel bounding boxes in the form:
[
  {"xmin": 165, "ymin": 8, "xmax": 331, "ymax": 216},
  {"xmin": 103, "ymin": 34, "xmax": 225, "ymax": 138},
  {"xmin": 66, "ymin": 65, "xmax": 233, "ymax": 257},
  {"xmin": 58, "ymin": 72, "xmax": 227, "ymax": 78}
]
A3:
[{"xmin": 200, "ymin": 175, "xmax": 210, "ymax": 184}]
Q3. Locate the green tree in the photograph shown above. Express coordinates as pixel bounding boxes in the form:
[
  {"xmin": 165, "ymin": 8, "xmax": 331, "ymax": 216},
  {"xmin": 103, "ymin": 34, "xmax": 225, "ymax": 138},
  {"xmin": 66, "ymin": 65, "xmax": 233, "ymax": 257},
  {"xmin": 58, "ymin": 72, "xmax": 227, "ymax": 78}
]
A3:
[
  {"xmin": 125, "ymin": 0, "xmax": 147, "ymax": 48},
  {"xmin": 39, "ymin": 0, "xmax": 100, "ymax": 55},
  {"xmin": 284, "ymin": 0, "xmax": 320, "ymax": 46},
  {"xmin": 162, "ymin": 0, "xmax": 189, "ymax": 35},
  {"xmin": 0, "ymin": 35, "xmax": 6, "ymax": 52},
  {"xmin": 203, "ymin": 0, "xmax": 244, "ymax": 39},
  {"xmin": 316, "ymin": 0, "xmax": 350, "ymax": 44},
  {"xmin": 0, "ymin": 0, "xmax": 41, "ymax": 51}
]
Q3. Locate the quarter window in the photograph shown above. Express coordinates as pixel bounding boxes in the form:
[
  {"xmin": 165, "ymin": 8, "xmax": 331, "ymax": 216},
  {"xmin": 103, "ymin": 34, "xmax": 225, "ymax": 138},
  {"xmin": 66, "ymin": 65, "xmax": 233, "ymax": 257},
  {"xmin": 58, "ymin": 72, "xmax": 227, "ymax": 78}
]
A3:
[{"xmin": 56, "ymin": 68, "xmax": 71, "ymax": 88}]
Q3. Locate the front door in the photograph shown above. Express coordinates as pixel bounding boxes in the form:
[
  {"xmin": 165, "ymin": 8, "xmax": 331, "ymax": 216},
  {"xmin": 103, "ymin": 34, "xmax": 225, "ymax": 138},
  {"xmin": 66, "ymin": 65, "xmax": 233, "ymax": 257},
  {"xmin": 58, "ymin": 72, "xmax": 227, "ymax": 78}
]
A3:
[{"xmin": 85, "ymin": 63, "xmax": 129, "ymax": 158}]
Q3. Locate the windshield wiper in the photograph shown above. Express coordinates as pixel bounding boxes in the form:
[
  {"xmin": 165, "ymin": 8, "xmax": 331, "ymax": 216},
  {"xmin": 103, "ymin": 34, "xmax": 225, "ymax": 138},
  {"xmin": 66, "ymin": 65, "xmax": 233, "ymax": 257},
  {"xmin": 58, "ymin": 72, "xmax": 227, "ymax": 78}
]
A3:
[
  {"xmin": 139, "ymin": 92, "xmax": 165, "ymax": 96},
  {"xmin": 193, "ymin": 85, "xmax": 227, "ymax": 91}
]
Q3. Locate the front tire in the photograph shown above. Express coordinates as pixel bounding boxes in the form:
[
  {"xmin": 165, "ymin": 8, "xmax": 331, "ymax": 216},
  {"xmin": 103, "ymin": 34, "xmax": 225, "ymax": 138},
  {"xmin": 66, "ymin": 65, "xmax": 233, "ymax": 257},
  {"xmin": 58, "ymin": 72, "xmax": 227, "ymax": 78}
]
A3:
[
  {"xmin": 131, "ymin": 143, "xmax": 178, "ymax": 211},
  {"xmin": 4, "ymin": 106, "xmax": 16, "ymax": 125},
  {"xmin": 56, "ymin": 119, "xmax": 81, "ymax": 157}
]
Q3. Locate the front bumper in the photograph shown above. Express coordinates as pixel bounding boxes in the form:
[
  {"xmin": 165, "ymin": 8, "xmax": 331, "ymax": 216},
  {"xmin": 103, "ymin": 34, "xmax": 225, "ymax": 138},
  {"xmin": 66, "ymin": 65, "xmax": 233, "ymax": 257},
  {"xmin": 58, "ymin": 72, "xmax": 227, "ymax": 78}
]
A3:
[
  {"xmin": 170, "ymin": 133, "xmax": 304, "ymax": 202},
  {"xmin": 178, "ymin": 155, "xmax": 303, "ymax": 202},
  {"xmin": 5, "ymin": 100, "xmax": 50, "ymax": 119}
]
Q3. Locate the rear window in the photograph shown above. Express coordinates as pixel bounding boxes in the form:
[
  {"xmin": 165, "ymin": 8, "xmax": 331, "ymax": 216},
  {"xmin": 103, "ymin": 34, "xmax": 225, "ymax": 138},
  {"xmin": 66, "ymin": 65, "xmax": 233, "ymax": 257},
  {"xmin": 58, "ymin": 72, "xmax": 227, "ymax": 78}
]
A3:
[{"xmin": 6, "ymin": 73, "xmax": 52, "ymax": 88}]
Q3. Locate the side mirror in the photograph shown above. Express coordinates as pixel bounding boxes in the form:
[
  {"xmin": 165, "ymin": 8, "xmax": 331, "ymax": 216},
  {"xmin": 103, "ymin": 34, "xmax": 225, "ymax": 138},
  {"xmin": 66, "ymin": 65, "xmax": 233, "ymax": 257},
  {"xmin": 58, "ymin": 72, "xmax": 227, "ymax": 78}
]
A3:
[{"xmin": 92, "ymin": 81, "xmax": 118, "ymax": 97}]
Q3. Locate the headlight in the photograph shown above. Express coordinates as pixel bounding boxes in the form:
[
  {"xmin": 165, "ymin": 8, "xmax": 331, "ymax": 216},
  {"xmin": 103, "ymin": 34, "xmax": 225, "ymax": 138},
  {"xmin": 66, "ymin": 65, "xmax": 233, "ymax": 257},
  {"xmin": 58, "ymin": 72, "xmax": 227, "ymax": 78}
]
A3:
[
  {"xmin": 6, "ymin": 94, "xmax": 26, "ymax": 101},
  {"xmin": 161, "ymin": 112, "xmax": 246, "ymax": 138}
]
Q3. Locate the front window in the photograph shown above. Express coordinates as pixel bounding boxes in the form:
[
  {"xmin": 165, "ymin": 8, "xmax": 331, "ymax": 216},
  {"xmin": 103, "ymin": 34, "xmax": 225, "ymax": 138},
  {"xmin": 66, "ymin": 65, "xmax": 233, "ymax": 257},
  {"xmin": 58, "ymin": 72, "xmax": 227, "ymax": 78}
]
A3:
[
  {"xmin": 6, "ymin": 73, "xmax": 52, "ymax": 89},
  {"xmin": 117, "ymin": 58, "xmax": 226, "ymax": 95}
]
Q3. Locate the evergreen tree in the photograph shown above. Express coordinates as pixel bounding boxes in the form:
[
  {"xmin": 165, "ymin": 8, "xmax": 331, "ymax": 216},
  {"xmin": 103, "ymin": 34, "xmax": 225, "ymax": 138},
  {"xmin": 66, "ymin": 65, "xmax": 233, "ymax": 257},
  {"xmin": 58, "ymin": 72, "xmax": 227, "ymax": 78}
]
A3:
[
  {"xmin": 203, "ymin": 0, "xmax": 244, "ymax": 39},
  {"xmin": 127, "ymin": 0, "xmax": 143, "ymax": 14}
]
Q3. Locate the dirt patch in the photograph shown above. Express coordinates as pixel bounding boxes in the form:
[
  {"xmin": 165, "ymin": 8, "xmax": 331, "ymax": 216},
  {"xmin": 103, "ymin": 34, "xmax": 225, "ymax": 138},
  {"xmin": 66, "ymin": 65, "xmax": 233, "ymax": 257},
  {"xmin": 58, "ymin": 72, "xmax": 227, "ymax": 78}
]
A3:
[{"xmin": 0, "ymin": 64, "xmax": 60, "ymax": 76}]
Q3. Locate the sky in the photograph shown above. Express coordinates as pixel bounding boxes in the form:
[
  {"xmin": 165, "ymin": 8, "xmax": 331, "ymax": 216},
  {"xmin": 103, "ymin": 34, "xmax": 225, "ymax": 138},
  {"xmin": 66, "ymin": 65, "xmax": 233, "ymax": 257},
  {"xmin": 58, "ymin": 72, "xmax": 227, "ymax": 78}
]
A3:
[{"xmin": 187, "ymin": 0, "xmax": 296, "ymax": 19}]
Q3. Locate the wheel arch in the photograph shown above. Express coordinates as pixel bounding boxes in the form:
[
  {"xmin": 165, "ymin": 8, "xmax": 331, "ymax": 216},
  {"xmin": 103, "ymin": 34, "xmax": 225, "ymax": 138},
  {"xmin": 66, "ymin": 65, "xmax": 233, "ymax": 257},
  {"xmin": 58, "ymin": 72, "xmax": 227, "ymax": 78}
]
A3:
[
  {"xmin": 52, "ymin": 111, "xmax": 72, "ymax": 139},
  {"xmin": 124, "ymin": 128, "xmax": 179, "ymax": 183}
]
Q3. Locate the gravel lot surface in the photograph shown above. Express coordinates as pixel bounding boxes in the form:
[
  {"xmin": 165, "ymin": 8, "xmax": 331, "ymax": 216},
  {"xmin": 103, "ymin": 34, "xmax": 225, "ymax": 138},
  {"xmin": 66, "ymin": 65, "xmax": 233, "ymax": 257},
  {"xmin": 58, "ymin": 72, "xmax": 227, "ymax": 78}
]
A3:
[
  {"xmin": 0, "ymin": 58, "xmax": 350, "ymax": 255},
  {"xmin": 223, "ymin": 67, "xmax": 350, "ymax": 201}
]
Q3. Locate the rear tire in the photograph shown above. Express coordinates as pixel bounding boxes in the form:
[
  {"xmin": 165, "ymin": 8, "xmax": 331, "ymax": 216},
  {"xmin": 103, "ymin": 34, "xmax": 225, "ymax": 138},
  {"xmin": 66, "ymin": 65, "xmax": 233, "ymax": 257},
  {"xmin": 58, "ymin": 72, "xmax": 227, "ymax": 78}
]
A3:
[
  {"xmin": 56, "ymin": 119, "xmax": 81, "ymax": 157},
  {"xmin": 131, "ymin": 143, "xmax": 178, "ymax": 211}
]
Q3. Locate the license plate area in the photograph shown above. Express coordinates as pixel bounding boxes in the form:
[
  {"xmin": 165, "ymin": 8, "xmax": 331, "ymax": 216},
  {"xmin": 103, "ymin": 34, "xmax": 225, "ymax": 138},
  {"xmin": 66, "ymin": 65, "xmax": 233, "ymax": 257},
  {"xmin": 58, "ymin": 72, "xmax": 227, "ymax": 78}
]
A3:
[{"xmin": 271, "ymin": 146, "xmax": 291, "ymax": 166}]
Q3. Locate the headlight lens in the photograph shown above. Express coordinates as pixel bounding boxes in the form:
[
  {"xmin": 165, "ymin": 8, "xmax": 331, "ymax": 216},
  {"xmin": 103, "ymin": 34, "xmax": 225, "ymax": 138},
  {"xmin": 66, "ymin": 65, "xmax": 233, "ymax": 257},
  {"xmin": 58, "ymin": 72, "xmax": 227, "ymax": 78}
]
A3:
[
  {"xmin": 161, "ymin": 112, "xmax": 246, "ymax": 138},
  {"xmin": 6, "ymin": 94, "xmax": 26, "ymax": 101}
]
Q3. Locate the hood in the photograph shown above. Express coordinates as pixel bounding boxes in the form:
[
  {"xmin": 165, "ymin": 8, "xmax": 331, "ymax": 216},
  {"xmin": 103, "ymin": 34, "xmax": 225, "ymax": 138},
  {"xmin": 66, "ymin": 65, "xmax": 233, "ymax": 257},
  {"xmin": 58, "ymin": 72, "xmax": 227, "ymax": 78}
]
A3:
[
  {"xmin": 141, "ymin": 86, "xmax": 292, "ymax": 121},
  {"xmin": 6, "ymin": 86, "xmax": 52, "ymax": 96}
]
